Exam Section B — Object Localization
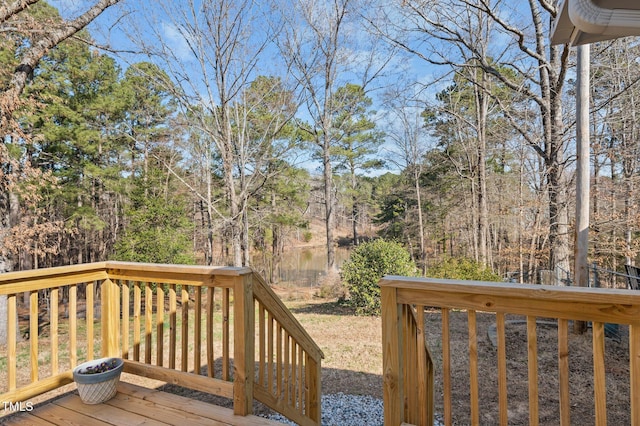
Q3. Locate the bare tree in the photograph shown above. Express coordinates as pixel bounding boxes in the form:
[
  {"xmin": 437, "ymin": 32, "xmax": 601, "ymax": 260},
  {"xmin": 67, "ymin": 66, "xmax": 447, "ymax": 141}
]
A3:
[
  {"xmin": 125, "ymin": 0, "xmax": 296, "ymax": 267},
  {"xmin": 589, "ymin": 38, "xmax": 640, "ymax": 279},
  {"xmin": 276, "ymin": 0, "xmax": 393, "ymax": 270},
  {"xmin": 372, "ymin": 0, "xmax": 571, "ymax": 278},
  {"xmin": 383, "ymin": 83, "xmax": 433, "ymax": 272}
]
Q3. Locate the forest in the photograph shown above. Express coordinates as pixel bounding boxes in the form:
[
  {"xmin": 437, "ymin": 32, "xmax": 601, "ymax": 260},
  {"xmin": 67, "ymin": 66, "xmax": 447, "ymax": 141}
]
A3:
[{"xmin": 1, "ymin": 0, "xmax": 640, "ymax": 286}]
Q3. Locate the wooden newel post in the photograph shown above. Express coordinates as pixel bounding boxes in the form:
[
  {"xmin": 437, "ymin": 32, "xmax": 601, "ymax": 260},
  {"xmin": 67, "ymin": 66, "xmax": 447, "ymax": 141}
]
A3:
[
  {"xmin": 233, "ymin": 273, "xmax": 255, "ymax": 416},
  {"xmin": 101, "ymin": 278, "xmax": 120, "ymax": 358},
  {"xmin": 306, "ymin": 353, "xmax": 322, "ymax": 424},
  {"xmin": 381, "ymin": 284, "xmax": 404, "ymax": 426}
]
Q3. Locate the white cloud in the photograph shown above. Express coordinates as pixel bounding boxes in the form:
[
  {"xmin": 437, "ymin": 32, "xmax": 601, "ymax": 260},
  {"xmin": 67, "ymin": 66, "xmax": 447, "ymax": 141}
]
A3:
[{"xmin": 161, "ymin": 22, "xmax": 194, "ymax": 62}]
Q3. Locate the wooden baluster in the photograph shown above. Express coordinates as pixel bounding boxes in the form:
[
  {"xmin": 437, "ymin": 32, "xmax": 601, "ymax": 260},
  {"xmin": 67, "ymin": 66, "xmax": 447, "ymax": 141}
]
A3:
[
  {"xmin": 268, "ymin": 312, "xmax": 274, "ymax": 394},
  {"xmin": 157, "ymin": 284, "xmax": 165, "ymax": 367},
  {"xmin": 30, "ymin": 290, "xmax": 38, "ymax": 383},
  {"xmin": 119, "ymin": 281, "xmax": 127, "ymax": 360},
  {"xmin": 206, "ymin": 286, "xmax": 214, "ymax": 378},
  {"xmin": 291, "ymin": 340, "xmax": 297, "ymax": 409},
  {"xmin": 593, "ymin": 322, "xmax": 607, "ymax": 426},
  {"xmin": 85, "ymin": 283, "xmax": 93, "ymax": 360},
  {"xmin": 442, "ymin": 308, "xmax": 452, "ymax": 426},
  {"xmin": 527, "ymin": 316, "xmax": 539, "ymax": 426},
  {"xmin": 169, "ymin": 284, "xmax": 177, "ymax": 369},
  {"xmin": 69, "ymin": 284, "xmax": 77, "ymax": 368},
  {"xmin": 403, "ymin": 305, "xmax": 413, "ymax": 422},
  {"xmin": 284, "ymin": 330, "xmax": 290, "ymax": 406},
  {"xmin": 133, "ymin": 281, "xmax": 141, "ymax": 362},
  {"xmin": 468, "ymin": 309, "xmax": 479, "ymax": 426},
  {"xmin": 298, "ymin": 345, "xmax": 303, "ymax": 413},
  {"xmin": 496, "ymin": 312, "xmax": 508, "ymax": 426},
  {"xmin": 416, "ymin": 305, "xmax": 429, "ymax": 426},
  {"xmin": 222, "ymin": 287, "xmax": 230, "ymax": 380},
  {"xmin": 416, "ymin": 306, "xmax": 426, "ymax": 423},
  {"xmin": 259, "ymin": 303, "xmax": 265, "ymax": 388},
  {"xmin": 50, "ymin": 288, "xmax": 59, "ymax": 372},
  {"xmin": 277, "ymin": 324, "xmax": 282, "ymax": 398},
  {"xmin": 630, "ymin": 324, "xmax": 640, "ymax": 426},
  {"xmin": 194, "ymin": 286, "xmax": 201, "ymax": 374},
  {"xmin": 8, "ymin": 294, "xmax": 17, "ymax": 391},
  {"xmin": 558, "ymin": 318, "xmax": 570, "ymax": 426},
  {"xmin": 145, "ymin": 282, "xmax": 153, "ymax": 364},
  {"xmin": 181, "ymin": 285, "xmax": 189, "ymax": 372},
  {"xmin": 409, "ymin": 307, "xmax": 417, "ymax": 423}
]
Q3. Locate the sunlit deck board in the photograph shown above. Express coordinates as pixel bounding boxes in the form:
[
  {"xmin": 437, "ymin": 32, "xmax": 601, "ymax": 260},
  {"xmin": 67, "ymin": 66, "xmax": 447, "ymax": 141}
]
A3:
[{"xmin": 3, "ymin": 381, "xmax": 285, "ymax": 426}]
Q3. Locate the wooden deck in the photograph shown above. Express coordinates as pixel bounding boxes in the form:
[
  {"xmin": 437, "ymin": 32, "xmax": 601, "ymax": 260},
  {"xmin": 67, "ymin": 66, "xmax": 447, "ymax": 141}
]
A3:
[
  {"xmin": 3, "ymin": 381, "xmax": 285, "ymax": 426},
  {"xmin": 0, "ymin": 263, "xmax": 322, "ymax": 425}
]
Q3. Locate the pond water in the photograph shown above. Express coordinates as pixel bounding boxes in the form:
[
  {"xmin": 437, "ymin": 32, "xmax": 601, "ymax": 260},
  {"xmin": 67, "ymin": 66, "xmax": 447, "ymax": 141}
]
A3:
[{"xmin": 254, "ymin": 247, "xmax": 351, "ymax": 287}]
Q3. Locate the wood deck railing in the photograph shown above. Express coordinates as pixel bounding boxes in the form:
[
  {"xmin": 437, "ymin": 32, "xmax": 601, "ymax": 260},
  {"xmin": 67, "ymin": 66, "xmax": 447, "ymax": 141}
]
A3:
[
  {"xmin": 0, "ymin": 262, "xmax": 323, "ymax": 426},
  {"xmin": 380, "ymin": 275, "xmax": 640, "ymax": 426}
]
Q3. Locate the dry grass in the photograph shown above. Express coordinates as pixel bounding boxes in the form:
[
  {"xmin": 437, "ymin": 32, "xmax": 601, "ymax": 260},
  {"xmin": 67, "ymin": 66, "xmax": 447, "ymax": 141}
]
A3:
[{"xmin": 285, "ymin": 299, "xmax": 383, "ymax": 398}]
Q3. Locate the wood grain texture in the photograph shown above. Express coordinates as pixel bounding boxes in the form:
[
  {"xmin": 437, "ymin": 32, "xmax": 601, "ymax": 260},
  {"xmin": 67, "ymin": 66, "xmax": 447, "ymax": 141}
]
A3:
[
  {"xmin": 381, "ymin": 286, "xmax": 402, "ymax": 426},
  {"xmin": 592, "ymin": 322, "xmax": 607, "ymax": 426},
  {"xmin": 381, "ymin": 276, "xmax": 640, "ymax": 324},
  {"xmin": 558, "ymin": 319, "xmax": 570, "ymax": 426}
]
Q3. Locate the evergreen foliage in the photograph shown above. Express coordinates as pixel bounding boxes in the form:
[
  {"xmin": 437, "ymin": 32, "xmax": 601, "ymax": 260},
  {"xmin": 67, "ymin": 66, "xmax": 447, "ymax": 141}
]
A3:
[
  {"xmin": 342, "ymin": 239, "xmax": 417, "ymax": 315},
  {"xmin": 114, "ymin": 172, "xmax": 195, "ymax": 265},
  {"xmin": 426, "ymin": 257, "xmax": 501, "ymax": 281}
]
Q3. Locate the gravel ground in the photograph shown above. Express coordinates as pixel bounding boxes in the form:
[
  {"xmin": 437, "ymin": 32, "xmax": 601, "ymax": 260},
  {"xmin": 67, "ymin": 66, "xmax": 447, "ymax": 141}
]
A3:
[
  {"xmin": 269, "ymin": 392, "xmax": 444, "ymax": 426},
  {"xmin": 266, "ymin": 393, "xmax": 384, "ymax": 426},
  {"xmin": 265, "ymin": 393, "xmax": 446, "ymax": 425}
]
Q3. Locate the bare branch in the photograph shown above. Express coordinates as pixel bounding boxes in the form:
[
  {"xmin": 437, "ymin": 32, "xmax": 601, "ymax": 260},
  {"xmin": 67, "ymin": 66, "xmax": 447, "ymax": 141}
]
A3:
[{"xmin": 0, "ymin": 0, "xmax": 40, "ymax": 23}]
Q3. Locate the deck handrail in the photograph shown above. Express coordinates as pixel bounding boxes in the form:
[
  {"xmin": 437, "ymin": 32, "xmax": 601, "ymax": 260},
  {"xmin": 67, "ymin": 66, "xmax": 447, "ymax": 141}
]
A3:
[
  {"xmin": 380, "ymin": 275, "xmax": 640, "ymax": 426},
  {"xmin": 0, "ymin": 262, "xmax": 322, "ymax": 426},
  {"xmin": 251, "ymin": 272, "xmax": 323, "ymax": 426}
]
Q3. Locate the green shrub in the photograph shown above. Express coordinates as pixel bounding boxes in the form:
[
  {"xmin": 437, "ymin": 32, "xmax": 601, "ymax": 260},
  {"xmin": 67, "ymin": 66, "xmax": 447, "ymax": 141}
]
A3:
[
  {"xmin": 425, "ymin": 257, "xmax": 501, "ymax": 281},
  {"xmin": 303, "ymin": 230, "xmax": 313, "ymax": 243},
  {"xmin": 341, "ymin": 239, "xmax": 417, "ymax": 315}
]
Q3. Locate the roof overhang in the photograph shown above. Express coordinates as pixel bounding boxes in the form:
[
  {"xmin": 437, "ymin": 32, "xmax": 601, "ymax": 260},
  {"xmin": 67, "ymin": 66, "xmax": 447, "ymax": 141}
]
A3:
[{"xmin": 551, "ymin": 0, "xmax": 640, "ymax": 45}]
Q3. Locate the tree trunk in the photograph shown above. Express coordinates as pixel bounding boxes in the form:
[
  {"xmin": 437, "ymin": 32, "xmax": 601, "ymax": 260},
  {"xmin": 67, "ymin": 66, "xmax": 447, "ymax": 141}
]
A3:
[
  {"xmin": 476, "ymin": 77, "xmax": 489, "ymax": 266},
  {"xmin": 414, "ymin": 168, "xmax": 426, "ymax": 274},
  {"xmin": 323, "ymin": 137, "xmax": 336, "ymax": 271},
  {"xmin": 1, "ymin": 0, "xmax": 122, "ymax": 131},
  {"xmin": 351, "ymin": 167, "xmax": 359, "ymax": 246},
  {"xmin": 0, "ymin": 189, "xmax": 18, "ymax": 345},
  {"xmin": 547, "ymin": 96, "xmax": 571, "ymax": 281}
]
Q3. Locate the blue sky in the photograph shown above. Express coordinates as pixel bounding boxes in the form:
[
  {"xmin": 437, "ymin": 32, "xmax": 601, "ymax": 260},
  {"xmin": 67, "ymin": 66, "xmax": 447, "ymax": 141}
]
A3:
[{"xmin": 45, "ymin": 0, "xmax": 460, "ymax": 173}]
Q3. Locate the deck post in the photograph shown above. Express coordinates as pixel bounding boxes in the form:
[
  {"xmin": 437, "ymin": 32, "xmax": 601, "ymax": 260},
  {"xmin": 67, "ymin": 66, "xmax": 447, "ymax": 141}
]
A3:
[
  {"xmin": 306, "ymin": 353, "xmax": 322, "ymax": 424},
  {"xmin": 233, "ymin": 272, "xmax": 255, "ymax": 416},
  {"xmin": 381, "ymin": 284, "xmax": 404, "ymax": 426},
  {"xmin": 631, "ymin": 325, "xmax": 640, "ymax": 425},
  {"xmin": 101, "ymin": 278, "xmax": 120, "ymax": 358}
]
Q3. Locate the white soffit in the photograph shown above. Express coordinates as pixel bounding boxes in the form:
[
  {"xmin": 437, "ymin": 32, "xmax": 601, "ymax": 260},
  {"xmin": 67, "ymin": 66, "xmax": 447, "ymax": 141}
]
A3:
[{"xmin": 551, "ymin": 0, "xmax": 640, "ymax": 45}]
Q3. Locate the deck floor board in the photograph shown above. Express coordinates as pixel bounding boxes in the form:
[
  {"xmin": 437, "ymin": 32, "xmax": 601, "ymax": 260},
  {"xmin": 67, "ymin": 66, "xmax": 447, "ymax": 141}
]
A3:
[{"xmin": 2, "ymin": 381, "xmax": 284, "ymax": 426}]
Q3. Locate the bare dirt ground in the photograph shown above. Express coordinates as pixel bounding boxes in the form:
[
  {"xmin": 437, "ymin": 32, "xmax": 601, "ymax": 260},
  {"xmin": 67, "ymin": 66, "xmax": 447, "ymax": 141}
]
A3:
[{"xmin": 421, "ymin": 309, "xmax": 630, "ymax": 425}]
